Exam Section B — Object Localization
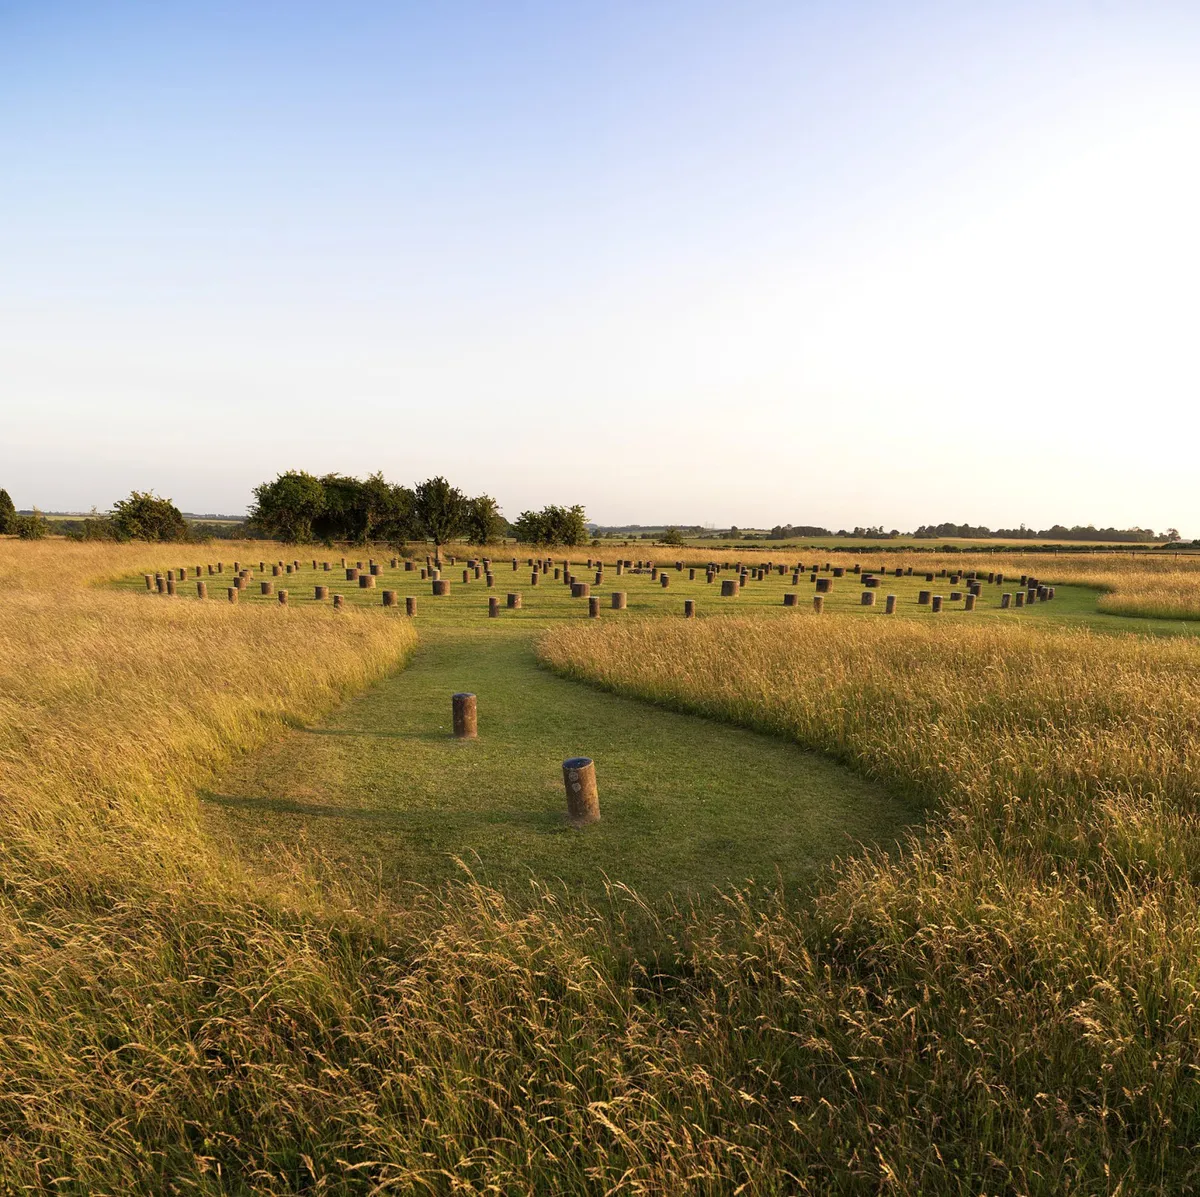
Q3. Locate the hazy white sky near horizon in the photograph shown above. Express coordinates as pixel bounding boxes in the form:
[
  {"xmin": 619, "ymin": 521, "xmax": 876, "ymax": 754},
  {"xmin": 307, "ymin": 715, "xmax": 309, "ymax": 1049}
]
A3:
[{"xmin": 2, "ymin": 2, "xmax": 1198, "ymax": 532}]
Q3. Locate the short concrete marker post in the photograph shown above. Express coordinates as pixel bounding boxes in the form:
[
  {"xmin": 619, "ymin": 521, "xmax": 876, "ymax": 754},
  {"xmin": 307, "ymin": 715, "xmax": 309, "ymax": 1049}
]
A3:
[
  {"xmin": 721, "ymin": 579, "xmax": 737, "ymax": 597},
  {"xmin": 684, "ymin": 599, "xmax": 695, "ymax": 617},
  {"xmin": 196, "ymin": 581, "xmax": 207, "ymax": 599},
  {"xmin": 315, "ymin": 585, "xmax": 328, "ymax": 600},
  {"xmin": 433, "ymin": 579, "xmax": 450, "ymax": 596},
  {"xmin": 227, "ymin": 587, "xmax": 237, "ymax": 603},
  {"xmin": 563, "ymin": 757, "xmax": 599, "ymax": 826},
  {"xmin": 783, "ymin": 592, "xmax": 798, "ymax": 607},
  {"xmin": 507, "ymin": 592, "xmax": 522, "ymax": 609},
  {"xmin": 261, "ymin": 581, "xmax": 273, "ymax": 596},
  {"xmin": 931, "ymin": 595, "xmax": 943, "ymax": 613},
  {"xmin": 885, "ymin": 594, "xmax": 897, "ymax": 614},
  {"xmin": 278, "ymin": 590, "xmax": 288, "ymax": 605},
  {"xmin": 861, "ymin": 590, "xmax": 875, "ymax": 606},
  {"xmin": 333, "ymin": 594, "xmax": 344, "ymax": 609},
  {"xmin": 452, "ymin": 693, "xmax": 478, "ymax": 739},
  {"xmin": 813, "ymin": 595, "xmax": 824, "ymax": 613},
  {"xmin": 405, "ymin": 596, "xmax": 416, "ymax": 616},
  {"xmin": 612, "ymin": 591, "xmax": 627, "ymax": 609},
  {"xmin": 965, "ymin": 594, "xmax": 976, "ymax": 611},
  {"xmin": 383, "ymin": 590, "xmax": 397, "ymax": 607},
  {"xmin": 488, "ymin": 596, "xmax": 500, "ymax": 618}
]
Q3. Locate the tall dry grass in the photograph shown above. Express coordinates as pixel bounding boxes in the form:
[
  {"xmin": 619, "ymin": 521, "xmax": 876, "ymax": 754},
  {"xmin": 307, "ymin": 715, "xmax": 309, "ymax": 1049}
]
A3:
[
  {"xmin": 0, "ymin": 540, "xmax": 416, "ymax": 896},
  {"xmin": 538, "ymin": 614, "xmax": 1200, "ymax": 1192}
]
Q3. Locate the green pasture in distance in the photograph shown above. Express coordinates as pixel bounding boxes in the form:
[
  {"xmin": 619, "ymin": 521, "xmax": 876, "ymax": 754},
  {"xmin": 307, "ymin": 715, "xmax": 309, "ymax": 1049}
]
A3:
[{"xmin": 114, "ymin": 551, "xmax": 1199, "ymax": 635}]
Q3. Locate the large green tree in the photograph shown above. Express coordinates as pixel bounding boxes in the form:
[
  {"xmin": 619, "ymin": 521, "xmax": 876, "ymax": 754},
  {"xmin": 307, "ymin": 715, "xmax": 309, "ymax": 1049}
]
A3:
[
  {"xmin": 464, "ymin": 494, "xmax": 506, "ymax": 546},
  {"xmin": 110, "ymin": 492, "xmax": 189, "ymax": 542},
  {"xmin": 412, "ymin": 476, "xmax": 467, "ymax": 557},
  {"xmin": 0, "ymin": 488, "xmax": 16, "ymax": 534},
  {"xmin": 250, "ymin": 471, "xmax": 327, "ymax": 542}
]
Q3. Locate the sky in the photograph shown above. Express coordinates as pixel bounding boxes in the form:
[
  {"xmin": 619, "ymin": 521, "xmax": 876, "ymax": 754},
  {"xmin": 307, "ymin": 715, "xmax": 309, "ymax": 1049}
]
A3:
[{"xmin": 1, "ymin": 2, "xmax": 1198, "ymax": 533}]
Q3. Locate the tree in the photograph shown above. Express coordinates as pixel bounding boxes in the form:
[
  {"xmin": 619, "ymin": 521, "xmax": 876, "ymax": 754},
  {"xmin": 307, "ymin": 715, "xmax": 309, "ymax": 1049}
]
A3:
[
  {"xmin": 412, "ymin": 476, "xmax": 467, "ymax": 556},
  {"xmin": 0, "ymin": 488, "xmax": 16, "ymax": 534},
  {"xmin": 511, "ymin": 504, "xmax": 587, "ymax": 546},
  {"xmin": 464, "ymin": 494, "xmax": 505, "ymax": 545},
  {"xmin": 660, "ymin": 527, "xmax": 685, "ymax": 546},
  {"xmin": 110, "ymin": 492, "xmax": 188, "ymax": 542},
  {"xmin": 250, "ymin": 471, "xmax": 327, "ymax": 542}
]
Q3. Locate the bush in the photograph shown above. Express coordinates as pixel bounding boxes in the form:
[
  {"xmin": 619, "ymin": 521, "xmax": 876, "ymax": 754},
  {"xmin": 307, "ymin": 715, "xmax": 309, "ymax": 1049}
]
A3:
[
  {"xmin": 110, "ymin": 492, "xmax": 189, "ymax": 542},
  {"xmin": 14, "ymin": 510, "xmax": 50, "ymax": 540}
]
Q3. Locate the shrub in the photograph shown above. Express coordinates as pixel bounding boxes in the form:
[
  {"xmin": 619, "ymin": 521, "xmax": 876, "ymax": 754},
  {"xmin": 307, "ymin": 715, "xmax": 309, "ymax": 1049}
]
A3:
[{"xmin": 109, "ymin": 492, "xmax": 189, "ymax": 542}]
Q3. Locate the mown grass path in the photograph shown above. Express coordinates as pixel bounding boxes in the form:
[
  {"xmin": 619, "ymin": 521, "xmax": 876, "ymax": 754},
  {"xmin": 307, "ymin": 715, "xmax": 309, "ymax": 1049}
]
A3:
[
  {"xmin": 148, "ymin": 553, "xmax": 1191, "ymax": 904},
  {"xmin": 206, "ymin": 618, "xmax": 918, "ymax": 904}
]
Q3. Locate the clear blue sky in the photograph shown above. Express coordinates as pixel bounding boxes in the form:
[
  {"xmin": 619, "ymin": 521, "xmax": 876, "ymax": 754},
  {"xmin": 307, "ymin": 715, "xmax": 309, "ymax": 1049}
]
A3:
[{"xmin": 2, "ymin": 2, "xmax": 1198, "ymax": 532}]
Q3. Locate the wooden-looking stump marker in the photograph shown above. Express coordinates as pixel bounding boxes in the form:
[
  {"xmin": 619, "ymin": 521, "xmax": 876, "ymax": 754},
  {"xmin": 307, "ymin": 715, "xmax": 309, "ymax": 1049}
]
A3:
[
  {"xmin": 885, "ymin": 594, "xmax": 897, "ymax": 614},
  {"xmin": 144, "ymin": 574, "xmax": 154, "ymax": 590},
  {"xmin": 588, "ymin": 596, "xmax": 600, "ymax": 618},
  {"xmin": 563, "ymin": 757, "xmax": 599, "ymax": 826},
  {"xmin": 507, "ymin": 592, "xmax": 522, "ymax": 609},
  {"xmin": 315, "ymin": 585, "xmax": 328, "ymax": 600},
  {"xmin": 684, "ymin": 599, "xmax": 695, "ymax": 617},
  {"xmin": 965, "ymin": 594, "xmax": 976, "ymax": 611},
  {"xmin": 815, "ymin": 577, "xmax": 832, "ymax": 593},
  {"xmin": 612, "ymin": 591, "xmax": 627, "ymax": 609},
  {"xmin": 333, "ymin": 594, "xmax": 345, "ymax": 609},
  {"xmin": 452, "ymin": 693, "xmax": 477, "ymax": 739},
  {"xmin": 405, "ymin": 596, "xmax": 416, "ymax": 616},
  {"xmin": 783, "ymin": 592, "xmax": 798, "ymax": 607},
  {"xmin": 918, "ymin": 590, "xmax": 931, "ymax": 605},
  {"xmin": 812, "ymin": 595, "xmax": 824, "ymax": 613},
  {"xmin": 227, "ymin": 587, "xmax": 237, "ymax": 603},
  {"xmin": 720, "ymin": 579, "xmax": 737, "ymax": 597},
  {"xmin": 931, "ymin": 595, "xmax": 943, "ymax": 613},
  {"xmin": 488, "ymin": 596, "xmax": 500, "ymax": 617},
  {"xmin": 433, "ymin": 580, "xmax": 450, "ymax": 596},
  {"xmin": 196, "ymin": 581, "xmax": 207, "ymax": 599},
  {"xmin": 383, "ymin": 590, "xmax": 397, "ymax": 607},
  {"xmin": 861, "ymin": 591, "xmax": 875, "ymax": 606},
  {"xmin": 278, "ymin": 590, "xmax": 288, "ymax": 605},
  {"xmin": 359, "ymin": 574, "xmax": 375, "ymax": 588}
]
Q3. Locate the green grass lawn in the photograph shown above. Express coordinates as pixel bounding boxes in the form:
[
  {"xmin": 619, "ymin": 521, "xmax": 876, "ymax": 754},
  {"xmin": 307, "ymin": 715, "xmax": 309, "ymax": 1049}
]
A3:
[{"xmin": 117, "ymin": 552, "xmax": 1198, "ymax": 905}]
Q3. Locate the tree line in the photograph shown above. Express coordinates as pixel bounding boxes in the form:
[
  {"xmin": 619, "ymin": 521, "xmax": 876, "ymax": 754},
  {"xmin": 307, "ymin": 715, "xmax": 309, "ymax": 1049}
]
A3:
[
  {"xmin": 911, "ymin": 522, "xmax": 1173, "ymax": 543},
  {"xmin": 250, "ymin": 471, "xmax": 589, "ymax": 548}
]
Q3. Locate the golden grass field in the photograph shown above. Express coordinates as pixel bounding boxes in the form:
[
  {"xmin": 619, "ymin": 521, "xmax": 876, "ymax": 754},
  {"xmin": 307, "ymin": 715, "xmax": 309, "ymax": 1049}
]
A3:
[
  {"xmin": 539, "ymin": 613, "xmax": 1200, "ymax": 1191},
  {"xmin": 4, "ymin": 536, "xmax": 1200, "ymax": 1192}
]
